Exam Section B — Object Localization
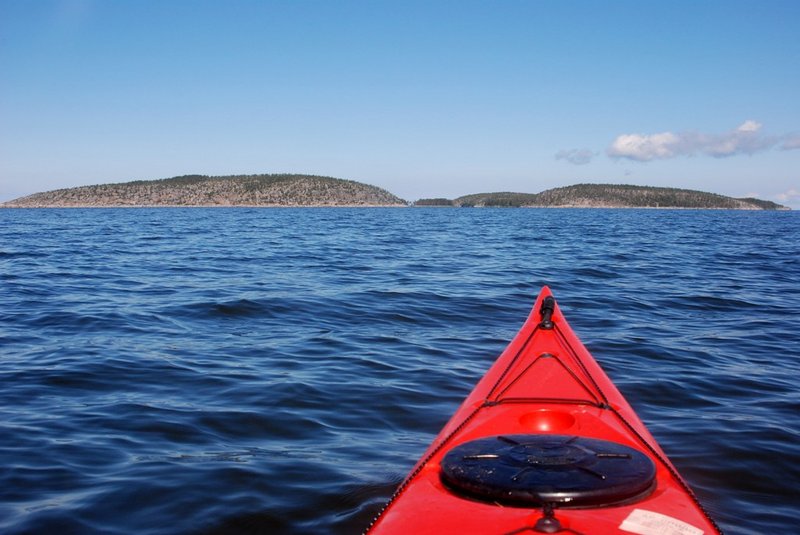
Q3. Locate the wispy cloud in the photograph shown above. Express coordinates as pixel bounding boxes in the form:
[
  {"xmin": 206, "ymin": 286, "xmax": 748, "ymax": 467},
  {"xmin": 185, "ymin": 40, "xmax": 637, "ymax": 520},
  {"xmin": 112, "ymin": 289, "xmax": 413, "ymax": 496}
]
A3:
[
  {"xmin": 776, "ymin": 188, "xmax": 800, "ymax": 203},
  {"xmin": 781, "ymin": 134, "xmax": 800, "ymax": 150},
  {"xmin": 607, "ymin": 121, "xmax": 779, "ymax": 161},
  {"xmin": 555, "ymin": 148, "xmax": 595, "ymax": 165}
]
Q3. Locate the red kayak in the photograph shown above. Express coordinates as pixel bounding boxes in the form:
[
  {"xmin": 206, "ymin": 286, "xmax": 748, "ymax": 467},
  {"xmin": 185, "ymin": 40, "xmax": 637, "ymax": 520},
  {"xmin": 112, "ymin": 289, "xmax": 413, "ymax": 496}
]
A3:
[{"xmin": 367, "ymin": 287, "xmax": 720, "ymax": 534}]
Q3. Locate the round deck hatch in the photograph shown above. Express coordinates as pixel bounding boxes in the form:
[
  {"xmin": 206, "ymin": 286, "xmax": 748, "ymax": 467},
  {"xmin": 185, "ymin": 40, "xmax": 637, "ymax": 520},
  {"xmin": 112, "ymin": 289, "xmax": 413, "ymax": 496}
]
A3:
[{"xmin": 440, "ymin": 434, "xmax": 656, "ymax": 508}]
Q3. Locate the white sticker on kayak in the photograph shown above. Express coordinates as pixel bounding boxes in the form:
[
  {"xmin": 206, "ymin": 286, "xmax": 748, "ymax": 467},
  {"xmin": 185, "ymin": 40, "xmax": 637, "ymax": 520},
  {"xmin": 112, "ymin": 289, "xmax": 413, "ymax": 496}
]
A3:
[{"xmin": 619, "ymin": 509, "xmax": 703, "ymax": 535}]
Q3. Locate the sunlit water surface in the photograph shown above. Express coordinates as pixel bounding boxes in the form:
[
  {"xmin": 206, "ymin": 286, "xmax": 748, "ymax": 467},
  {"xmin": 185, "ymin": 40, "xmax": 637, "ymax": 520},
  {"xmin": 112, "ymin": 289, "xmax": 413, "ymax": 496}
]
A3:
[{"xmin": 1, "ymin": 208, "xmax": 798, "ymax": 534}]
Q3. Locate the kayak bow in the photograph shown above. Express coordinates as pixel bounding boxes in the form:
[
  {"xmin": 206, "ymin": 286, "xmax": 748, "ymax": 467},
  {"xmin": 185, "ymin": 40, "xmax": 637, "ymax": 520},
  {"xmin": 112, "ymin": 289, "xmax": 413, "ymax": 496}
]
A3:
[{"xmin": 367, "ymin": 287, "xmax": 720, "ymax": 534}]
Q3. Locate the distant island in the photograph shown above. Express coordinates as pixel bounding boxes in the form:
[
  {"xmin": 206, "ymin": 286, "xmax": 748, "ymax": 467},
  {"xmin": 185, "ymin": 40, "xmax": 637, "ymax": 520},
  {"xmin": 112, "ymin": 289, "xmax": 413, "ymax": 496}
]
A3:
[
  {"xmin": 1, "ymin": 174, "xmax": 407, "ymax": 208},
  {"xmin": 1, "ymin": 176, "xmax": 789, "ymax": 210},
  {"xmin": 415, "ymin": 184, "xmax": 788, "ymax": 210}
]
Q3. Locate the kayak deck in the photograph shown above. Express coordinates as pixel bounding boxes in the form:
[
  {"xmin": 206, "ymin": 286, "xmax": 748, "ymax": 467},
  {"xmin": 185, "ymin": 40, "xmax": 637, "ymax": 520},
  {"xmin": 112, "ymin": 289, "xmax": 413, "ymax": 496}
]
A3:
[{"xmin": 367, "ymin": 287, "xmax": 720, "ymax": 534}]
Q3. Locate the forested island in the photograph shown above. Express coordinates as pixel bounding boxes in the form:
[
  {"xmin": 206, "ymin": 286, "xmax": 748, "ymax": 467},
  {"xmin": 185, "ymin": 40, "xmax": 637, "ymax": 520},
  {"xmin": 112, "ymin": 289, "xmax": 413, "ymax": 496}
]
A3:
[
  {"xmin": 2, "ymin": 177, "xmax": 788, "ymax": 210},
  {"xmin": 1, "ymin": 174, "xmax": 406, "ymax": 208},
  {"xmin": 415, "ymin": 184, "xmax": 788, "ymax": 210}
]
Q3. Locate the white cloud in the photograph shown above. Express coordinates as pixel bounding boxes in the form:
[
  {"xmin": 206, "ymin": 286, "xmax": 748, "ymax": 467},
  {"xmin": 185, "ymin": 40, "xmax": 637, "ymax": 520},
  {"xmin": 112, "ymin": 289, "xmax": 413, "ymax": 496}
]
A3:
[
  {"xmin": 737, "ymin": 120, "xmax": 762, "ymax": 133},
  {"xmin": 776, "ymin": 188, "xmax": 800, "ymax": 202},
  {"xmin": 781, "ymin": 134, "xmax": 800, "ymax": 150},
  {"xmin": 704, "ymin": 121, "xmax": 776, "ymax": 157},
  {"xmin": 607, "ymin": 132, "xmax": 681, "ymax": 161},
  {"xmin": 555, "ymin": 148, "xmax": 595, "ymax": 165},
  {"xmin": 607, "ymin": 121, "xmax": 779, "ymax": 161}
]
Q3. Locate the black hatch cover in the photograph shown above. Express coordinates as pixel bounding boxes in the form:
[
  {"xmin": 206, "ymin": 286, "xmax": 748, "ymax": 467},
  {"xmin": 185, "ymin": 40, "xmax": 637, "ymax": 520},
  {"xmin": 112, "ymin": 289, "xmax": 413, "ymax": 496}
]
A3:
[{"xmin": 440, "ymin": 434, "xmax": 656, "ymax": 508}]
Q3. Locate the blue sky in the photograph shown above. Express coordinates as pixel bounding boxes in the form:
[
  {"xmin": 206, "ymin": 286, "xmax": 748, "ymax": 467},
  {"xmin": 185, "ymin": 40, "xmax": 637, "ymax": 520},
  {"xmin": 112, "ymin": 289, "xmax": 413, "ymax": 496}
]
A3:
[{"xmin": 1, "ymin": 0, "xmax": 798, "ymax": 206}]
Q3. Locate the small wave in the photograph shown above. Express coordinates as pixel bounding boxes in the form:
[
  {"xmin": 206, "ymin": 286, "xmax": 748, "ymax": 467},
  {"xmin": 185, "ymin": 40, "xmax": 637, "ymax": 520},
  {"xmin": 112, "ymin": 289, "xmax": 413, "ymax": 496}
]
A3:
[{"xmin": 1, "ymin": 208, "xmax": 798, "ymax": 534}]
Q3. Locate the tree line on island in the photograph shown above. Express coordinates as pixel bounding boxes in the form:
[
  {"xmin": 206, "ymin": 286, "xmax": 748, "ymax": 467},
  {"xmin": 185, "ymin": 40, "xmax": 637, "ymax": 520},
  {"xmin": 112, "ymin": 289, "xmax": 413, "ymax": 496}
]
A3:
[
  {"xmin": 1, "ymin": 174, "xmax": 788, "ymax": 210},
  {"xmin": 415, "ymin": 184, "xmax": 787, "ymax": 210},
  {"xmin": 2, "ymin": 174, "xmax": 406, "ymax": 208}
]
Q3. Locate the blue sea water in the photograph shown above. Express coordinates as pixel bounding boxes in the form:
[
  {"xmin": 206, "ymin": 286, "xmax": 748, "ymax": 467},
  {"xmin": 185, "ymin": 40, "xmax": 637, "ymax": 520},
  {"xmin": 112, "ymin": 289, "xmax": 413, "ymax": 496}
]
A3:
[{"xmin": 1, "ymin": 207, "xmax": 798, "ymax": 534}]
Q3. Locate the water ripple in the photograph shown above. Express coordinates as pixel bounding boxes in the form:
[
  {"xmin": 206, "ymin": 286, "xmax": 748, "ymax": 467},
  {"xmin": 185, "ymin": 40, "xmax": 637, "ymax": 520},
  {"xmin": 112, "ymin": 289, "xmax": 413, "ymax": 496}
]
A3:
[{"xmin": 1, "ymin": 207, "xmax": 798, "ymax": 534}]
